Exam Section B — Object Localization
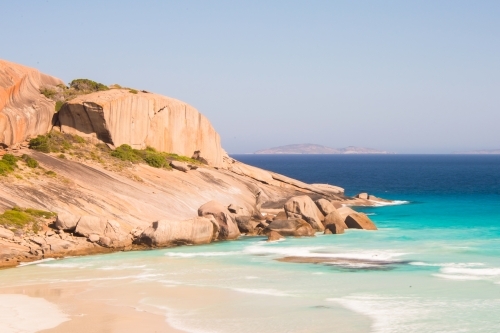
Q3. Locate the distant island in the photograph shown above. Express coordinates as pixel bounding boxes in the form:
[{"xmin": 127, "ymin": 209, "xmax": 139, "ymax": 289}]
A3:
[
  {"xmin": 454, "ymin": 149, "xmax": 500, "ymax": 154},
  {"xmin": 255, "ymin": 144, "xmax": 392, "ymax": 154}
]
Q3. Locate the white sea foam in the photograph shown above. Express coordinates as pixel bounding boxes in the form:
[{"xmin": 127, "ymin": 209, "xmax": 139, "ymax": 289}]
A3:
[
  {"xmin": 441, "ymin": 267, "xmax": 500, "ymax": 277},
  {"xmin": 17, "ymin": 258, "xmax": 56, "ymax": 267},
  {"xmin": 50, "ymin": 273, "xmax": 163, "ymax": 283},
  {"xmin": 432, "ymin": 273, "xmax": 486, "ymax": 281},
  {"xmin": 410, "ymin": 262, "xmax": 485, "ymax": 268},
  {"xmin": 244, "ymin": 244, "xmax": 407, "ymax": 262},
  {"xmin": 231, "ymin": 288, "xmax": 292, "ymax": 297},
  {"xmin": 328, "ymin": 295, "xmax": 439, "ymax": 333},
  {"xmin": 0, "ymin": 294, "xmax": 69, "ymax": 333},
  {"xmin": 37, "ymin": 262, "xmax": 94, "ymax": 269},
  {"xmin": 371, "ymin": 200, "xmax": 410, "ymax": 207},
  {"xmin": 165, "ymin": 251, "xmax": 241, "ymax": 258}
]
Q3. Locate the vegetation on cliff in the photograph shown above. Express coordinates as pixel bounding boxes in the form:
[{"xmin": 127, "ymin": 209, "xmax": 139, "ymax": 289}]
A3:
[
  {"xmin": 0, "ymin": 207, "xmax": 56, "ymax": 232},
  {"xmin": 28, "ymin": 132, "xmax": 199, "ymax": 172}
]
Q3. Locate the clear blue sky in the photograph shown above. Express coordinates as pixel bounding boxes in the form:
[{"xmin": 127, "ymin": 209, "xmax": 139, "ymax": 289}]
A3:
[{"xmin": 2, "ymin": 1, "xmax": 499, "ymax": 153}]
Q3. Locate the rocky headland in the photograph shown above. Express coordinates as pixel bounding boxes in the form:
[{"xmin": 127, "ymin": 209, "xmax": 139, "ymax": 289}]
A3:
[{"xmin": 0, "ymin": 59, "xmax": 391, "ymax": 268}]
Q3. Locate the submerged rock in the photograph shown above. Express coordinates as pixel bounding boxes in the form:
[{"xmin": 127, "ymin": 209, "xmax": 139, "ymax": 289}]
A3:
[{"xmin": 267, "ymin": 230, "xmax": 284, "ymax": 242}]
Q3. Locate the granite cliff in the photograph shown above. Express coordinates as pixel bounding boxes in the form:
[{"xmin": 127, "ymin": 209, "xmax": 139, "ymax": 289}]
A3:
[
  {"xmin": 0, "ymin": 59, "xmax": 63, "ymax": 147},
  {"xmin": 0, "ymin": 60, "xmax": 386, "ymax": 268},
  {"xmin": 57, "ymin": 89, "xmax": 224, "ymax": 167}
]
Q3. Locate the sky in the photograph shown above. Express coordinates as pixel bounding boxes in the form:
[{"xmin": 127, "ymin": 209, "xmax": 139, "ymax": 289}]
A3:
[{"xmin": 2, "ymin": 1, "xmax": 499, "ymax": 153}]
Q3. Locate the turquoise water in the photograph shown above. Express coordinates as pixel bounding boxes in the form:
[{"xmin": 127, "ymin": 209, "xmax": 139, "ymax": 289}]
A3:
[{"xmin": 1, "ymin": 155, "xmax": 499, "ymax": 332}]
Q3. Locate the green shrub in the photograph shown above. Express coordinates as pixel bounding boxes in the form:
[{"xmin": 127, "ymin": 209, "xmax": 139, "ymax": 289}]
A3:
[
  {"xmin": 0, "ymin": 160, "xmax": 14, "ymax": 175},
  {"xmin": 144, "ymin": 154, "xmax": 167, "ymax": 168},
  {"xmin": 40, "ymin": 87, "xmax": 56, "ymax": 99},
  {"xmin": 69, "ymin": 79, "xmax": 109, "ymax": 92},
  {"xmin": 0, "ymin": 207, "xmax": 55, "ymax": 231},
  {"xmin": 129, "ymin": 89, "xmax": 138, "ymax": 94},
  {"xmin": 55, "ymin": 100, "xmax": 64, "ymax": 112},
  {"xmin": 29, "ymin": 135, "xmax": 50, "ymax": 153},
  {"xmin": 2, "ymin": 154, "xmax": 17, "ymax": 167},
  {"xmin": 110, "ymin": 144, "xmax": 141, "ymax": 162},
  {"xmin": 58, "ymin": 154, "xmax": 66, "ymax": 159},
  {"xmin": 21, "ymin": 154, "xmax": 39, "ymax": 168},
  {"xmin": 73, "ymin": 135, "xmax": 86, "ymax": 144},
  {"xmin": 45, "ymin": 170, "xmax": 57, "ymax": 177}
]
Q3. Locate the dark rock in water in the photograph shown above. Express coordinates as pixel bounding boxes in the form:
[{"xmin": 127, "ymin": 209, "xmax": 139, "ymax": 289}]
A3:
[
  {"xmin": 276, "ymin": 256, "xmax": 409, "ymax": 271},
  {"xmin": 267, "ymin": 230, "xmax": 284, "ymax": 242}
]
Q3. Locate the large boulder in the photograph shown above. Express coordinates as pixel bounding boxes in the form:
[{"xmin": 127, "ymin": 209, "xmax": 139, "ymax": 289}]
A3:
[
  {"xmin": 139, "ymin": 217, "xmax": 214, "ymax": 247},
  {"xmin": 58, "ymin": 89, "xmax": 223, "ymax": 167},
  {"xmin": 324, "ymin": 210, "xmax": 348, "ymax": 229},
  {"xmin": 356, "ymin": 193, "xmax": 369, "ymax": 200},
  {"xmin": 265, "ymin": 219, "xmax": 315, "ymax": 237},
  {"xmin": 284, "ymin": 196, "xmax": 325, "ymax": 231},
  {"xmin": 345, "ymin": 212, "xmax": 377, "ymax": 230},
  {"xmin": 235, "ymin": 216, "xmax": 258, "ymax": 234},
  {"xmin": 0, "ymin": 59, "xmax": 63, "ymax": 147},
  {"xmin": 337, "ymin": 207, "xmax": 377, "ymax": 230},
  {"xmin": 74, "ymin": 215, "xmax": 107, "ymax": 237},
  {"xmin": 55, "ymin": 212, "xmax": 80, "ymax": 232},
  {"xmin": 315, "ymin": 198, "xmax": 336, "ymax": 216},
  {"xmin": 101, "ymin": 219, "xmax": 133, "ymax": 248},
  {"xmin": 198, "ymin": 201, "xmax": 240, "ymax": 240}
]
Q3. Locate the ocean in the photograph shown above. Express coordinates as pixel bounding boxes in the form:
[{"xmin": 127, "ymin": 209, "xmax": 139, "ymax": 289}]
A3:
[{"xmin": 1, "ymin": 154, "xmax": 499, "ymax": 332}]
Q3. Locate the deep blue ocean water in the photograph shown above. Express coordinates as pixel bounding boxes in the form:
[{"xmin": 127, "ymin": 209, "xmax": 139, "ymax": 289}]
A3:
[{"xmin": 1, "ymin": 154, "xmax": 499, "ymax": 332}]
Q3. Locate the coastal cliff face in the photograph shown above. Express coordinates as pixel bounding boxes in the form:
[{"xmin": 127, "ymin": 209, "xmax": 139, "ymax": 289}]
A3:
[
  {"xmin": 0, "ymin": 60, "xmax": 383, "ymax": 268},
  {"xmin": 0, "ymin": 59, "xmax": 63, "ymax": 147},
  {"xmin": 58, "ymin": 89, "xmax": 223, "ymax": 167}
]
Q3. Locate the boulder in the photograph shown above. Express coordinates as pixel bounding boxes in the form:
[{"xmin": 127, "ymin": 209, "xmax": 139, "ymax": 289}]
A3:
[
  {"xmin": 345, "ymin": 212, "xmax": 377, "ymax": 230},
  {"xmin": 139, "ymin": 217, "xmax": 214, "ymax": 247},
  {"xmin": 330, "ymin": 201, "xmax": 343, "ymax": 209},
  {"xmin": 324, "ymin": 211, "xmax": 348, "ymax": 229},
  {"xmin": 336, "ymin": 207, "xmax": 357, "ymax": 220},
  {"xmin": 58, "ymin": 89, "xmax": 224, "ymax": 167},
  {"xmin": 0, "ymin": 59, "xmax": 64, "ymax": 147},
  {"xmin": 265, "ymin": 219, "xmax": 315, "ymax": 237},
  {"xmin": 170, "ymin": 160, "xmax": 190, "ymax": 172},
  {"xmin": 198, "ymin": 201, "xmax": 240, "ymax": 240},
  {"xmin": 88, "ymin": 234, "xmax": 100, "ymax": 243},
  {"xmin": 267, "ymin": 231, "xmax": 284, "ymax": 242},
  {"xmin": 315, "ymin": 198, "xmax": 336, "ymax": 216},
  {"xmin": 228, "ymin": 204, "xmax": 250, "ymax": 216},
  {"xmin": 55, "ymin": 212, "xmax": 80, "ymax": 231},
  {"xmin": 235, "ymin": 216, "xmax": 258, "ymax": 234},
  {"xmin": 284, "ymin": 196, "xmax": 325, "ymax": 231},
  {"xmin": 0, "ymin": 228, "xmax": 14, "ymax": 240},
  {"xmin": 273, "ymin": 211, "xmax": 287, "ymax": 220},
  {"xmin": 356, "ymin": 193, "xmax": 369, "ymax": 200},
  {"xmin": 311, "ymin": 183, "xmax": 345, "ymax": 195},
  {"xmin": 102, "ymin": 219, "xmax": 133, "ymax": 248},
  {"xmin": 74, "ymin": 215, "xmax": 107, "ymax": 237},
  {"xmin": 324, "ymin": 223, "xmax": 345, "ymax": 234}
]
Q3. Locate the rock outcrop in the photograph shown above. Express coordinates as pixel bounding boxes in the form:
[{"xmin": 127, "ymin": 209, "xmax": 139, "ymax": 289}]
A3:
[
  {"xmin": 0, "ymin": 59, "xmax": 63, "ymax": 147},
  {"xmin": 284, "ymin": 196, "xmax": 325, "ymax": 231},
  {"xmin": 265, "ymin": 219, "xmax": 315, "ymax": 237},
  {"xmin": 57, "ymin": 89, "xmax": 223, "ymax": 167},
  {"xmin": 198, "ymin": 201, "xmax": 240, "ymax": 240},
  {"xmin": 139, "ymin": 217, "xmax": 214, "ymax": 247}
]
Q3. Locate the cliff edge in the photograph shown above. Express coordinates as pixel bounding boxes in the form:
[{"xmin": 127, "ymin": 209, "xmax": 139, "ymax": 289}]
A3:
[{"xmin": 0, "ymin": 59, "xmax": 63, "ymax": 147}]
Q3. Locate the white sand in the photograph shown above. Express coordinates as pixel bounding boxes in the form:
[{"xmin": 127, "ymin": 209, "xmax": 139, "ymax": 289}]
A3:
[{"xmin": 0, "ymin": 294, "xmax": 69, "ymax": 333}]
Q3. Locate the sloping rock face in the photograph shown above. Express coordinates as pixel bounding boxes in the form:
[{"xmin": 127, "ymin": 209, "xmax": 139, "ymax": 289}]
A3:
[
  {"xmin": 139, "ymin": 218, "xmax": 214, "ymax": 247},
  {"xmin": 58, "ymin": 89, "xmax": 223, "ymax": 167},
  {"xmin": 284, "ymin": 196, "xmax": 325, "ymax": 231},
  {"xmin": 0, "ymin": 59, "xmax": 63, "ymax": 147}
]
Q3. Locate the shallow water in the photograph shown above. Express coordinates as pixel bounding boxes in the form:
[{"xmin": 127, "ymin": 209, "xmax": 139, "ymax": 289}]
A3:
[{"xmin": 1, "ymin": 155, "xmax": 499, "ymax": 332}]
